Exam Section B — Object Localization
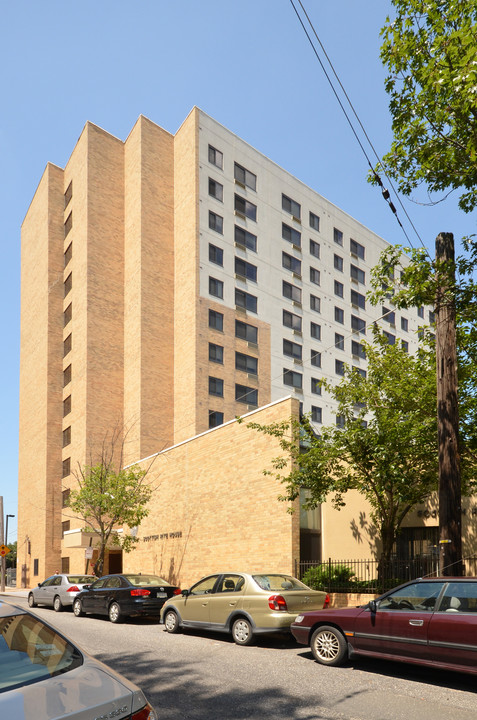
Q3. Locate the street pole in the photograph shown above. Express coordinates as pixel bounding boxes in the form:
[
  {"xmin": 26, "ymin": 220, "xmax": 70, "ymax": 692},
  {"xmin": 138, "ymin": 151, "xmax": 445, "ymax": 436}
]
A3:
[
  {"xmin": 0, "ymin": 496, "xmax": 4, "ymax": 593},
  {"xmin": 435, "ymin": 233, "xmax": 462, "ymax": 576},
  {"xmin": 5, "ymin": 515, "xmax": 14, "ymax": 586}
]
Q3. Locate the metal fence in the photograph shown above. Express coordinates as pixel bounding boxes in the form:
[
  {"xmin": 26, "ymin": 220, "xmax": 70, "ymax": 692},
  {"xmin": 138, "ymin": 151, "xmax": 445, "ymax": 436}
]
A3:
[{"xmin": 295, "ymin": 556, "xmax": 477, "ymax": 594}]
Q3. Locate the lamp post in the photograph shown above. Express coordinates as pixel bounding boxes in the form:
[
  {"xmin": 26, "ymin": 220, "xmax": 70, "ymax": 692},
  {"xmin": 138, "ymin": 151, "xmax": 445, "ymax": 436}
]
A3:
[{"xmin": 5, "ymin": 515, "xmax": 15, "ymax": 586}]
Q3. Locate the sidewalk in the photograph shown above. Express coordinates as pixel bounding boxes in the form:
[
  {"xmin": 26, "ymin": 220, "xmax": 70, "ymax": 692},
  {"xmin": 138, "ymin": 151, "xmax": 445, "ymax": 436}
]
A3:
[{"xmin": 0, "ymin": 587, "xmax": 29, "ymax": 598}]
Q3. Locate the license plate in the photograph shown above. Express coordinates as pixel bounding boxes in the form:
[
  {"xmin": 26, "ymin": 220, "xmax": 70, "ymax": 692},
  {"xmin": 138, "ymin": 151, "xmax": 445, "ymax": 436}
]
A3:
[{"xmin": 156, "ymin": 592, "xmax": 167, "ymax": 598}]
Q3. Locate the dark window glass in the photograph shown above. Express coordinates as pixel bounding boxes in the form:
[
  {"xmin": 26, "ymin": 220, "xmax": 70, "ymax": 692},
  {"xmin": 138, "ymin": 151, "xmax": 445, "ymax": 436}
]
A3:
[
  {"xmin": 311, "ymin": 406, "xmax": 322, "ymax": 423},
  {"xmin": 235, "ymin": 320, "xmax": 258, "ymax": 343},
  {"xmin": 333, "ymin": 227, "xmax": 343, "ymax": 246},
  {"xmin": 402, "ymin": 340, "xmax": 409, "ymax": 353},
  {"xmin": 209, "ymin": 410, "xmax": 224, "ymax": 428},
  {"xmin": 335, "ymin": 359, "xmax": 345, "ymax": 376},
  {"xmin": 310, "ymin": 322, "xmax": 321, "ymax": 340},
  {"xmin": 334, "ymin": 254, "xmax": 343, "ymax": 272},
  {"xmin": 209, "ymin": 343, "xmax": 224, "ymax": 363},
  {"xmin": 63, "ymin": 365, "xmax": 72, "ymax": 387},
  {"xmin": 311, "ymin": 350, "xmax": 321, "ymax": 367},
  {"xmin": 209, "ymin": 309, "xmax": 224, "ymax": 331},
  {"xmin": 311, "ymin": 378, "xmax": 321, "ymax": 396},
  {"xmin": 208, "ymin": 177, "xmax": 223, "ymax": 201},
  {"xmin": 235, "ymin": 289, "xmax": 257, "ymax": 313},
  {"xmin": 310, "ymin": 295, "xmax": 321, "ymax": 313},
  {"xmin": 351, "ymin": 289, "xmax": 366, "ymax": 309},
  {"xmin": 235, "ymin": 257, "xmax": 257, "ymax": 282},
  {"xmin": 283, "ymin": 310, "xmax": 302, "ymax": 332},
  {"xmin": 208, "ymin": 145, "xmax": 223, "ymax": 169},
  {"xmin": 62, "ymin": 426, "xmax": 71, "ymax": 447},
  {"xmin": 283, "ymin": 281, "xmax": 302, "ymax": 303},
  {"xmin": 234, "ymin": 162, "xmax": 256, "ymax": 191},
  {"xmin": 282, "ymin": 194, "xmax": 301, "ymax": 219},
  {"xmin": 63, "ymin": 303, "xmax": 72, "ymax": 327},
  {"xmin": 401, "ymin": 317, "xmax": 409, "ymax": 332},
  {"xmin": 334, "ymin": 280, "xmax": 344, "ymax": 298},
  {"xmin": 335, "ymin": 333, "xmax": 345, "ymax": 350},
  {"xmin": 350, "ymin": 238, "xmax": 365, "ymax": 259},
  {"xmin": 282, "ymin": 252, "xmax": 301, "ymax": 274},
  {"xmin": 235, "ymin": 194, "xmax": 257, "ymax": 221},
  {"xmin": 209, "ymin": 211, "xmax": 223, "ymax": 234},
  {"xmin": 309, "ymin": 211, "xmax": 320, "ymax": 231},
  {"xmin": 382, "ymin": 306, "xmax": 396, "ymax": 324},
  {"xmin": 334, "ymin": 306, "xmax": 344, "ymax": 324},
  {"xmin": 352, "ymin": 340, "xmax": 366, "ymax": 359},
  {"xmin": 234, "ymin": 225, "xmax": 257, "ymax": 252},
  {"xmin": 310, "ymin": 267, "xmax": 320, "ymax": 285},
  {"xmin": 418, "ymin": 306, "xmax": 424, "ymax": 318},
  {"xmin": 209, "ymin": 244, "xmax": 223, "ymax": 266},
  {"xmin": 62, "ymin": 458, "xmax": 71, "ymax": 478},
  {"xmin": 209, "ymin": 376, "xmax": 224, "ymax": 397},
  {"xmin": 209, "ymin": 277, "xmax": 224, "ymax": 298},
  {"xmin": 336, "ymin": 414, "xmax": 346, "ymax": 428},
  {"xmin": 235, "ymin": 352, "xmax": 258, "ymax": 374},
  {"xmin": 235, "ymin": 384, "xmax": 258, "ymax": 405},
  {"xmin": 310, "ymin": 239, "xmax": 320, "ymax": 258},
  {"xmin": 383, "ymin": 331, "xmax": 396, "ymax": 345},
  {"xmin": 351, "ymin": 315, "xmax": 366, "ymax": 334},
  {"xmin": 282, "ymin": 223, "xmax": 301, "ymax": 247},
  {"xmin": 350, "ymin": 264, "xmax": 365, "ymax": 284},
  {"xmin": 283, "ymin": 368, "xmax": 302, "ymax": 389},
  {"xmin": 63, "ymin": 395, "xmax": 71, "ymax": 417},
  {"xmin": 63, "ymin": 333, "xmax": 72, "ymax": 356},
  {"xmin": 283, "ymin": 339, "xmax": 302, "ymax": 360}
]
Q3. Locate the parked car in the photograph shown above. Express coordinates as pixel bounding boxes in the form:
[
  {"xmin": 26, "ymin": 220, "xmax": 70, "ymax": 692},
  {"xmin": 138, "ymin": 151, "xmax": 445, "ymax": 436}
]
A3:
[
  {"xmin": 0, "ymin": 598, "xmax": 157, "ymax": 720},
  {"xmin": 291, "ymin": 577, "xmax": 477, "ymax": 676},
  {"xmin": 28, "ymin": 573, "xmax": 96, "ymax": 611},
  {"xmin": 73, "ymin": 573, "xmax": 181, "ymax": 623},
  {"xmin": 161, "ymin": 571, "xmax": 329, "ymax": 645}
]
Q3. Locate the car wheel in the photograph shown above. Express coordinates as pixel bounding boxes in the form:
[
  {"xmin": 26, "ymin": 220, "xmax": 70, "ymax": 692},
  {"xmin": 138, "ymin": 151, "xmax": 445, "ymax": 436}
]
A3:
[
  {"xmin": 73, "ymin": 599, "xmax": 84, "ymax": 617},
  {"xmin": 232, "ymin": 617, "xmax": 254, "ymax": 646},
  {"xmin": 163, "ymin": 609, "xmax": 180, "ymax": 633},
  {"xmin": 28, "ymin": 593, "xmax": 36, "ymax": 608},
  {"xmin": 108, "ymin": 602, "xmax": 123, "ymax": 624},
  {"xmin": 53, "ymin": 595, "xmax": 63, "ymax": 612},
  {"xmin": 311, "ymin": 625, "xmax": 348, "ymax": 666}
]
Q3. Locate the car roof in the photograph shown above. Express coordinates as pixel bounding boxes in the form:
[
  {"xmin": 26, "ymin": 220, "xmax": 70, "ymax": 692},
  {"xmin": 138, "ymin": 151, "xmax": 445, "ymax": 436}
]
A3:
[{"xmin": 0, "ymin": 599, "xmax": 28, "ymax": 618}]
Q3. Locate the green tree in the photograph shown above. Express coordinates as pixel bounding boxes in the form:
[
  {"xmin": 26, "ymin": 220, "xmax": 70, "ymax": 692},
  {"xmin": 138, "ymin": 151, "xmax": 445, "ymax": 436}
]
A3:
[
  {"xmin": 248, "ymin": 331, "xmax": 438, "ymax": 566},
  {"xmin": 376, "ymin": 0, "xmax": 477, "ymax": 212},
  {"xmin": 6, "ymin": 541, "xmax": 16, "ymax": 569},
  {"xmin": 65, "ymin": 429, "xmax": 154, "ymax": 576}
]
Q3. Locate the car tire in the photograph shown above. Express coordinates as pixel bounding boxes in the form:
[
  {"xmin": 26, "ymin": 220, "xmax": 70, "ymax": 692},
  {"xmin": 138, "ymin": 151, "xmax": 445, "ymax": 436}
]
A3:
[
  {"xmin": 231, "ymin": 617, "xmax": 254, "ymax": 646},
  {"xmin": 53, "ymin": 595, "xmax": 63, "ymax": 612},
  {"xmin": 28, "ymin": 593, "xmax": 36, "ymax": 608},
  {"xmin": 163, "ymin": 609, "xmax": 180, "ymax": 633},
  {"xmin": 109, "ymin": 602, "xmax": 123, "ymax": 624},
  {"xmin": 73, "ymin": 599, "xmax": 84, "ymax": 617},
  {"xmin": 310, "ymin": 625, "xmax": 348, "ymax": 666}
]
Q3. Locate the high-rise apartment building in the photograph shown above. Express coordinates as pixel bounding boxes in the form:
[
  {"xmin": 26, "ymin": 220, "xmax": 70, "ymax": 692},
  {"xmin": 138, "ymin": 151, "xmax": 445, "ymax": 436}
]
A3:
[{"xmin": 18, "ymin": 108, "xmax": 428, "ymax": 583}]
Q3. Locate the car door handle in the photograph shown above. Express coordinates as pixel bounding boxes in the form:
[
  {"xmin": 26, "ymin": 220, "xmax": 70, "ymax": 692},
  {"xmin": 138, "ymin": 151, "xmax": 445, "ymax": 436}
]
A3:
[
  {"xmin": 229, "ymin": 601, "xmax": 237, "ymax": 607},
  {"xmin": 409, "ymin": 619, "xmax": 424, "ymax": 626}
]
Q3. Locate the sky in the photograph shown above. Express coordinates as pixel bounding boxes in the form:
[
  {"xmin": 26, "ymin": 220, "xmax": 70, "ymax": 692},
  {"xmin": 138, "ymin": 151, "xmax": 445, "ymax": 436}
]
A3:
[{"xmin": 1, "ymin": 1, "xmax": 473, "ymax": 544}]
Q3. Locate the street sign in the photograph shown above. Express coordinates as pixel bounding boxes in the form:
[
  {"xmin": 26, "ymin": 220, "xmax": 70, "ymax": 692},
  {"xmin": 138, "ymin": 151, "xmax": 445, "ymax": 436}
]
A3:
[
  {"xmin": 0, "ymin": 545, "xmax": 10, "ymax": 557},
  {"xmin": 85, "ymin": 547, "xmax": 94, "ymax": 559}
]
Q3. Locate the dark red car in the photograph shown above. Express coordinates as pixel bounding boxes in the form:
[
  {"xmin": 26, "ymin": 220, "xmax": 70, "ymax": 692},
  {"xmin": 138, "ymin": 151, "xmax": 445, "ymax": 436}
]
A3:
[{"xmin": 291, "ymin": 577, "xmax": 477, "ymax": 675}]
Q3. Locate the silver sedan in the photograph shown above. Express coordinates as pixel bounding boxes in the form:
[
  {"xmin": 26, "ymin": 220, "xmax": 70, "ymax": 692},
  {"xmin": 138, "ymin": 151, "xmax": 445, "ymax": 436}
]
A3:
[{"xmin": 28, "ymin": 573, "xmax": 96, "ymax": 611}]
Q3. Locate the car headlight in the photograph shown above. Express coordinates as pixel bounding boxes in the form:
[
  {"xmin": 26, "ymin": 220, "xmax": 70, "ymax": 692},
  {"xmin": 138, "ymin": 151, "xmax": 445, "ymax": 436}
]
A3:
[{"xmin": 295, "ymin": 614, "xmax": 305, "ymax": 623}]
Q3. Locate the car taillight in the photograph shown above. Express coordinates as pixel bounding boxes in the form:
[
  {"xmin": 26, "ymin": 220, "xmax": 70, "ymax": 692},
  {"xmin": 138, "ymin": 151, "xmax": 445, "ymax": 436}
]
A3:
[
  {"xmin": 173, "ymin": 588, "xmax": 181, "ymax": 595},
  {"xmin": 323, "ymin": 593, "xmax": 330, "ymax": 609},
  {"xmin": 67, "ymin": 585, "xmax": 80, "ymax": 592},
  {"xmin": 131, "ymin": 588, "xmax": 151, "ymax": 597},
  {"xmin": 268, "ymin": 594, "xmax": 288, "ymax": 611},
  {"xmin": 131, "ymin": 703, "xmax": 157, "ymax": 720}
]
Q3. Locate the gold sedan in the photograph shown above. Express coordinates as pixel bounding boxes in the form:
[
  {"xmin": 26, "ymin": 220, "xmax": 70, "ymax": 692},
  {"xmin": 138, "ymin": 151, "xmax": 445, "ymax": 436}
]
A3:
[{"xmin": 161, "ymin": 572, "xmax": 329, "ymax": 645}]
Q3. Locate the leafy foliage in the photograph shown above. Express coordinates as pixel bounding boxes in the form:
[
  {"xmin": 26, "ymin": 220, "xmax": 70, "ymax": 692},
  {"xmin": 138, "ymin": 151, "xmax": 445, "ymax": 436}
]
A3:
[
  {"xmin": 375, "ymin": 0, "xmax": 477, "ymax": 211},
  {"xmin": 302, "ymin": 564, "xmax": 356, "ymax": 591},
  {"xmin": 249, "ymin": 330, "xmax": 438, "ymax": 562}
]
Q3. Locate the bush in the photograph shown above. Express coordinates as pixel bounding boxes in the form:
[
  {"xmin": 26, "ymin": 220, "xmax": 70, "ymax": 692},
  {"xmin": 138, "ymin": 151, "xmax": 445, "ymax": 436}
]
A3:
[{"xmin": 302, "ymin": 564, "xmax": 356, "ymax": 591}]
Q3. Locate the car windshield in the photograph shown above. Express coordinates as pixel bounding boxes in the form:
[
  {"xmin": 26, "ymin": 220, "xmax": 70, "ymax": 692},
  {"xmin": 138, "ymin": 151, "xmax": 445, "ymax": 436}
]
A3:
[
  {"xmin": 0, "ymin": 612, "xmax": 83, "ymax": 692},
  {"xmin": 123, "ymin": 575, "xmax": 169, "ymax": 586},
  {"xmin": 66, "ymin": 576, "xmax": 95, "ymax": 584},
  {"xmin": 252, "ymin": 574, "xmax": 310, "ymax": 591}
]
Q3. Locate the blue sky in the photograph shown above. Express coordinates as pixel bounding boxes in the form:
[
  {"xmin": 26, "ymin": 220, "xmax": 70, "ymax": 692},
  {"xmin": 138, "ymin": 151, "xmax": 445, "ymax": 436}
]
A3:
[{"xmin": 1, "ymin": 1, "xmax": 472, "ymax": 543}]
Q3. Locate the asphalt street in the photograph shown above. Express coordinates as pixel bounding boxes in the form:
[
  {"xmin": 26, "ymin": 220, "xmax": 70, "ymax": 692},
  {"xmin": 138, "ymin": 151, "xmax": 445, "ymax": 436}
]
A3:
[{"xmin": 3, "ymin": 593, "xmax": 477, "ymax": 720}]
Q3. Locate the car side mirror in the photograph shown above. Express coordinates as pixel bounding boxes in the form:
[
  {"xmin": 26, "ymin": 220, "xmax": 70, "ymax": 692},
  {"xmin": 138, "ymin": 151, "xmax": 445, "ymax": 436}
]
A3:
[
  {"xmin": 37, "ymin": 582, "xmax": 41, "ymax": 587},
  {"xmin": 369, "ymin": 600, "xmax": 377, "ymax": 614},
  {"xmin": 83, "ymin": 584, "xmax": 92, "ymax": 589},
  {"xmin": 182, "ymin": 589, "xmax": 190, "ymax": 597}
]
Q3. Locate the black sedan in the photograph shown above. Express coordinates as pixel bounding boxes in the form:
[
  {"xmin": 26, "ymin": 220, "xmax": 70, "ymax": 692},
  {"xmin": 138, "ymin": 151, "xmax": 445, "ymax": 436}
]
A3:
[{"xmin": 72, "ymin": 573, "xmax": 181, "ymax": 623}]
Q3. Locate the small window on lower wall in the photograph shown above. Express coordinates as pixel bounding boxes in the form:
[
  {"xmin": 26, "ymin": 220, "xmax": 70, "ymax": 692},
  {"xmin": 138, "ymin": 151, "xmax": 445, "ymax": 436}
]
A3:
[
  {"xmin": 209, "ymin": 376, "xmax": 224, "ymax": 397},
  {"xmin": 209, "ymin": 410, "xmax": 224, "ymax": 428},
  {"xmin": 62, "ymin": 457, "xmax": 71, "ymax": 477},
  {"xmin": 311, "ymin": 406, "xmax": 322, "ymax": 423},
  {"xmin": 62, "ymin": 521, "xmax": 70, "ymax": 538},
  {"xmin": 61, "ymin": 557, "xmax": 70, "ymax": 574},
  {"xmin": 33, "ymin": 559, "xmax": 39, "ymax": 576},
  {"xmin": 235, "ymin": 384, "xmax": 258, "ymax": 406}
]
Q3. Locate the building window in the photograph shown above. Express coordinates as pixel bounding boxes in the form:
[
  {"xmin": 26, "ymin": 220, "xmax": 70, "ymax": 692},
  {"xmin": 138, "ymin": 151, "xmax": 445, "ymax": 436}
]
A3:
[
  {"xmin": 334, "ymin": 306, "xmax": 344, "ymax": 324},
  {"xmin": 61, "ymin": 557, "xmax": 70, "ymax": 574},
  {"xmin": 208, "ymin": 177, "xmax": 223, "ymax": 201},
  {"xmin": 350, "ymin": 264, "xmax": 365, "ymax": 284},
  {"xmin": 311, "ymin": 378, "xmax": 322, "ymax": 395},
  {"xmin": 209, "ymin": 309, "xmax": 224, "ymax": 331},
  {"xmin": 209, "ymin": 410, "xmax": 224, "ymax": 429},
  {"xmin": 310, "ymin": 322, "xmax": 321, "ymax": 340},
  {"xmin": 283, "ymin": 310, "xmax": 302, "ymax": 332},
  {"xmin": 402, "ymin": 339, "xmax": 409, "ymax": 353},
  {"xmin": 401, "ymin": 317, "xmax": 408, "ymax": 332},
  {"xmin": 63, "ymin": 303, "xmax": 72, "ymax": 327},
  {"xmin": 62, "ymin": 426, "xmax": 71, "ymax": 448},
  {"xmin": 62, "ymin": 458, "xmax": 71, "ymax": 478},
  {"xmin": 310, "ymin": 294, "xmax": 321, "ymax": 313},
  {"xmin": 235, "ymin": 257, "xmax": 257, "ymax": 282},
  {"xmin": 236, "ymin": 352, "xmax": 258, "ymax": 374},
  {"xmin": 282, "ymin": 223, "xmax": 301, "ymax": 247},
  {"xmin": 209, "ymin": 211, "xmax": 223, "ymax": 234},
  {"xmin": 383, "ymin": 331, "xmax": 396, "ymax": 345},
  {"xmin": 282, "ymin": 281, "xmax": 302, "ymax": 304},
  {"xmin": 235, "ymin": 194, "xmax": 257, "ymax": 221},
  {"xmin": 62, "ymin": 489, "xmax": 70, "ymax": 508},
  {"xmin": 208, "ymin": 145, "xmax": 223, "ymax": 169},
  {"xmin": 334, "ymin": 280, "xmax": 344, "ymax": 298},
  {"xmin": 64, "ymin": 212, "xmax": 72, "ymax": 238},
  {"xmin": 63, "ymin": 333, "xmax": 72, "ymax": 357},
  {"xmin": 283, "ymin": 339, "xmax": 302, "ymax": 360},
  {"xmin": 311, "ymin": 350, "xmax": 321, "ymax": 367},
  {"xmin": 209, "ymin": 343, "xmax": 224, "ymax": 364},
  {"xmin": 282, "ymin": 252, "xmax": 301, "ymax": 275},
  {"xmin": 64, "ymin": 243, "xmax": 72, "ymax": 268},
  {"xmin": 63, "ymin": 395, "xmax": 71, "ymax": 417},
  {"xmin": 311, "ymin": 406, "xmax": 322, "ymax": 423},
  {"xmin": 208, "ymin": 244, "xmax": 223, "ymax": 267},
  {"xmin": 64, "ymin": 181, "xmax": 72, "ymax": 208},
  {"xmin": 234, "ymin": 162, "xmax": 257, "ymax": 191},
  {"xmin": 418, "ymin": 306, "xmax": 424, "ymax": 319},
  {"xmin": 336, "ymin": 414, "xmax": 346, "ymax": 428},
  {"xmin": 335, "ymin": 359, "xmax": 345, "ymax": 376},
  {"xmin": 352, "ymin": 340, "xmax": 366, "ymax": 359},
  {"xmin": 234, "ymin": 225, "xmax": 257, "ymax": 252},
  {"xmin": 429, "ymin": 310, "xmax": 435, "ymax": 324},
  {"xmin": 235, "ymin": 288, "xmax": 257, "ymax": 313},
  {"xmin": 33, "ymin": 559, "xmax": 39, "ymax": 576},
  {"xmin": 351, "ymin": 315, "xmax": 366, "ymax": 334},
  {"xmin": 350, "ymin": 238, "xmax": 365, "ymax": 259},
  {"xmin": 310, "ymin": 267, "xmax": 320, "ymax": 286},
  {"xmin": 282, "ymin": 194, "xmax": 301, "ymax": 219},
  {"xmin": 209, "ymin": 376, "xmax": 224, "ymax": 397},
  {"xmin": 355, "ymin": 367, "xmax": 367, "ymax": 378},
  {"xmin": 63, "ymin": 364, "xmax": 72, "ymax": 387},
  {"xmin": 63, "ymin": 272, "xmax": 72, "ymax": 298},
  {"xmin": 333, "ymin": 228, "xmax": 343, "ymax": 246},
  {"xmin": 309, "ymin": 211, "xmax": 320, "ymax": 231},
  {"xmin": 235, "ymin": 319, "xmax": 258, "ymax": 343},
  {"xmin": 351, "ymin": 289, "xmax": 366, "ymax": 309},
  {"xmin": 209, "ymin": 277, "xmax": 223, "ymax": 299},
  {"xmin": 235, "ymin": 384, "xmax": 258, "ymax": 405},
  {"xmin": 310, "ymin": 239, "xmax": 320, "ymax": 258},
  {"xmin": 334, "ymin": 254, "xmax": 343, "ymax": 272},
  {"xmin": 382, "ymin": 306, "xmax": 396, "ymax": 324},
  {"xmin": 335, "ymin": 333, "xmax": 345, "ymax": 350},
  {"xmin": 283, "ymin": 368, "xmax": 302, "ymax": 389}
]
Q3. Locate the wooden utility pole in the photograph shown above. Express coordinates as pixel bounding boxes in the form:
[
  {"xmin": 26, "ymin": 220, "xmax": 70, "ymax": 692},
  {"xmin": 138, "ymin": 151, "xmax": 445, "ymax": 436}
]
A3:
[{"xmin": 435, "ymin": 233, "xmax": 462, "ymax": 576}]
